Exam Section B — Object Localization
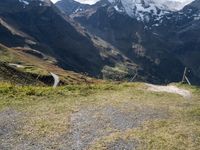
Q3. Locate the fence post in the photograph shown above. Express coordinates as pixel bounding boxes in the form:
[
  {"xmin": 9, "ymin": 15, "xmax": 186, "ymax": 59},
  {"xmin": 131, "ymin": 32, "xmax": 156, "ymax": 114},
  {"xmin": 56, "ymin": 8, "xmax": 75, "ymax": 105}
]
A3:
[
  {"xmin": 181, "ymin": 67, "xmax": 191, "ymax": 85},
  {"xmin": 182, "ymin": 67, "xmax": 187, "ymax": 83}
]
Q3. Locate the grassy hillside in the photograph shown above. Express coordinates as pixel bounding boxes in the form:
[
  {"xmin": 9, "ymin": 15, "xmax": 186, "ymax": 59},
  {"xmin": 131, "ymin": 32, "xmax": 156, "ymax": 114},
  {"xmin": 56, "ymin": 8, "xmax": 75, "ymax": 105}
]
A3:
[
  {"xmin": 0, "ymin": 82, "xmax": 199, "ymax": 149},
  {"xmin": 0, "ymin": 43, "xmax": 96, "ymax": 85}
]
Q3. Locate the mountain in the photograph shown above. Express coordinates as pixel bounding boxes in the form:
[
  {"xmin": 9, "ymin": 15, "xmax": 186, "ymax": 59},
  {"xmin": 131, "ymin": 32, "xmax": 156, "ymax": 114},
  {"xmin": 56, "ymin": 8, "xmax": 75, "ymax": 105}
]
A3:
[
  {"xmin": 1, "ymin": 0, "xmax": 199, "ymax": 85},
  {"xmin": 157, "ymin": 0, "xmax": 200, "ymax": 81},
  {"xmin": 0, "ymin": 0, "xmax": 105, "ymax": 76},
  {"xmin": 107, "ymin": 0, "xmax": 170, "ymax": 22},
  {"xmin": 56, "ymin": 0, "xmax": 91, "ymax": 15},
  {"xmin": 0, "ymin": 39, "xmax": 96, "ymax": 85},
  {"xmin": 0, "ymin": 0, "xmax": 139, "ymax": 83},
  {"xmin": 59, "ymin": 0, "xmax": 193, "ymax": 22},
  {"xmin": 55, "ymin": 0, "xmax": 200, "ymax": 85}
]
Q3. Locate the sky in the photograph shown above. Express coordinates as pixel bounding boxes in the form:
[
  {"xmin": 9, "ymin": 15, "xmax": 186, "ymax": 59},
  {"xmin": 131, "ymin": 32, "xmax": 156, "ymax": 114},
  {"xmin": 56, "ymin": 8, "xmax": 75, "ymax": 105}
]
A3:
[
  {"xmin": 50, "ymin": 0, "xmax": 194, "ymax": 5},
  {"xmin": 51, "ymin": 0, "xmax": 99, "ymax": 4}
]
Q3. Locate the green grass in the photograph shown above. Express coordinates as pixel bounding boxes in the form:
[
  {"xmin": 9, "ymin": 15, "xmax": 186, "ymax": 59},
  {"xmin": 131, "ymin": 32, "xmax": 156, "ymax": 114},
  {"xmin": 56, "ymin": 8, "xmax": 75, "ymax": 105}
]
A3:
[
  {"xmin": 0, "ymin": 82, "xmax": 200, "ymax": 149},
  {"xmin": 88, "ymin": 83, "xmax": 200, "ymax": 150},
  {"xmin": 0, "ymin": 44, "xmax": 47, "ymax": 75},
  {"xmin": 0, "ymin": 82, "xmax": 125, "ymax": 139},
  {"xmin": 0, "ymin": 44, "xmax": 15, "ymax": 62}
]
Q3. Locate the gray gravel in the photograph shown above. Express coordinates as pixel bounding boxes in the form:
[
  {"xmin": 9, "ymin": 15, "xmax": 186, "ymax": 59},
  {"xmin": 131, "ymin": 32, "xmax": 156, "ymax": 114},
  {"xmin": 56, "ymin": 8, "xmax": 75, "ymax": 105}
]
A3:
[
  {"xmin": 64, "ymin": 104, "xmax": 168, "ymax": 150},
  {"xmin": 0, "ymin": 104, "xmax": 168, "ymax": 150},
  {"xmin": 0, "ymin": 109, "xmax": 22, "ymax": 150},
  {"xmin": 106, "ymin": 139, "xmax": 138, "ymax": 150}
]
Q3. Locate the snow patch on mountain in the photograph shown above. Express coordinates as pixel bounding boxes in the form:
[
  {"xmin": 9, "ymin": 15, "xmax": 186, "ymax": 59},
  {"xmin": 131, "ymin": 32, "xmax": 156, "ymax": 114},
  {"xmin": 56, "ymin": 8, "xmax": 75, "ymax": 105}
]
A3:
[
  {"xmin": 51, "ymin": 0, "xmax": 59, "ymax": 3},
  {"xmin": 74, "ymin": 0, "xmax": 99, "ymax": 5},
  {"xmin": 162, "ymin": 0, "xmax": 194, "ymax": 11},
  {"xmin": 19, "ymin": 0, "xmax": 30, "ymax": 5},
  {"xmin": 19, "ymin": 0, "xmax": 51, "ymax": 7},
  {"xmin": 65, "ymin": 0, "xmax": 194, "ymax": 9},
  {"xmin": 108, "ymin": 0, "xmax": 194, "ymax": 22},
  {"xmin": 108, "ymin": 0, "xmax": 168, "ymax": 22}
]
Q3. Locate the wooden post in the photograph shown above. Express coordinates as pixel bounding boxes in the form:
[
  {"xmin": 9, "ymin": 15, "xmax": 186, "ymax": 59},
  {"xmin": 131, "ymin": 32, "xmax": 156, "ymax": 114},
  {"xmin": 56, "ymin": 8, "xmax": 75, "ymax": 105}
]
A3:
[
  {"xmin": 181, "ymin": 67, "xmax": 192, "ymax": 85},
  {"xmin": 130, "ymin": 69, "xmax": 138, "ymax": 82},
  {"xmin": 185, "ymin": 76, "xmax": 191, "ymax": 85},
  {"xmin": 182, "ymin": 67, "xmax": 187, "ymax": 83}
]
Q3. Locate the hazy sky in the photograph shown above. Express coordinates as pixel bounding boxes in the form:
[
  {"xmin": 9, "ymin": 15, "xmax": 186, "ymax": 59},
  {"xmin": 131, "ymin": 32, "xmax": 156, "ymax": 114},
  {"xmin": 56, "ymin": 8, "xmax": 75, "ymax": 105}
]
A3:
[
  {"xmin": 51, "ymin": 0, "xmax": 59, "ymax": 3},
  {"xmin": 51, "ymin": 0, "xmax": 194, "ymax": 5},
  {"xmin": 51, "ymin": 0, "xmax": 102, "ymax": 4}
]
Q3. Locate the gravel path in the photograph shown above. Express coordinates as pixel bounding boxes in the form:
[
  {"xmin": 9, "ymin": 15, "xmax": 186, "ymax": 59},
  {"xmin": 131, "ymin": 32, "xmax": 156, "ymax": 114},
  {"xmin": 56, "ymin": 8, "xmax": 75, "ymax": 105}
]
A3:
[{"xmin": 50, "ymin": 72, "xmax": 59, "ymax": 88}]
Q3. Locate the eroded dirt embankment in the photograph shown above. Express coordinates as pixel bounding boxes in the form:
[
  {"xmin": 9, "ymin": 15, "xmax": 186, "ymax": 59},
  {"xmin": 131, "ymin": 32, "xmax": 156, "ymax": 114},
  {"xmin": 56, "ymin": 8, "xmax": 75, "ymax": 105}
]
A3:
[{"xmin": 146, "ymin": 83, "xmax": 191, "ymax": 99}]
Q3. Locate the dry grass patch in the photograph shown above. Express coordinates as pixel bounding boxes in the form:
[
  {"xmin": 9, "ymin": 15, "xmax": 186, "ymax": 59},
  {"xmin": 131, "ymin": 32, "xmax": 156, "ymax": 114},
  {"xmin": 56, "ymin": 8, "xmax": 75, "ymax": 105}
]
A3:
[{"xmin": 0, "ymin": 82, "xmax": 200, "ymax": 149}]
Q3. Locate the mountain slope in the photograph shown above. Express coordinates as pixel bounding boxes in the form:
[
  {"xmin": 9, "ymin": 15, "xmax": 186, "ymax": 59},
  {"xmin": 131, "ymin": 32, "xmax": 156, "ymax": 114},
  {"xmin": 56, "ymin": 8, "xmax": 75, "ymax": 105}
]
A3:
[
  {"xmin": 0, "ymin": 0, "xmax": 106, "ymax": 75},
  {"xmin": 1, "ymin": 0, "xmax": 199, "ymax": 85},
  {"xmin": 0, "ymin": 43, "xmax": 97, "ymax": 85},
  {"xmin": 0, "ymin": 0, "xmax": 137, "ymax": 82},
  {"xmin": 62, "ymin": 1, "xmax": 185, "ymax": 83},
  {"xmin": 56, "ymin": 0, "xmax": 200, "ymax": 85},
  {"xmin": 153, "ymin": 0, "xmax": 200, "ymax": 80},
  {"xmin": 56, "ymin": 0, "xmax": 91, "ymax": 15}
]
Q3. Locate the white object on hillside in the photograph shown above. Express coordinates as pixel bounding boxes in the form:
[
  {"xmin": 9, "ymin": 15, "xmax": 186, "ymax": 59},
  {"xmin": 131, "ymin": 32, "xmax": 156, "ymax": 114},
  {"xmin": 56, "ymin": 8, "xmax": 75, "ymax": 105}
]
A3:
[
  {"xmin": 9, "ymin": 63, "xmax": 25, "ymax": 68},
  {"xmin": 146, "ymin": 83, "xmax": 191, "ymax": 99}
]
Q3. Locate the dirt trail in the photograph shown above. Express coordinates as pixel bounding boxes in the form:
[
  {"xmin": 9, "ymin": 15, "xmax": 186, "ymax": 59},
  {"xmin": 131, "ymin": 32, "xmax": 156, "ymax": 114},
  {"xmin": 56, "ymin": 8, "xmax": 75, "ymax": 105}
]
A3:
[
  {"xmin": 146, "ymin": 84, "xmax": 191, "ymax": 98},
  {"xmin": 50, "ymin": 72, "xmax": 59, "ymax": 88}
]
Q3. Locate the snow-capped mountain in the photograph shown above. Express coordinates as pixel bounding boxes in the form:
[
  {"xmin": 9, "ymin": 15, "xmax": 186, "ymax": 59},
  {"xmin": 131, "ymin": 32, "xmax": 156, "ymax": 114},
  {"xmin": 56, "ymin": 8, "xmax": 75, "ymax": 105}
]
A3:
[
  {"xmin": 108, "ymin": 0, "xmax": 194, "ymax": 22},
  {"xmin": 56, "ymin": 0, "xmax": 195, "ymax": 22}
]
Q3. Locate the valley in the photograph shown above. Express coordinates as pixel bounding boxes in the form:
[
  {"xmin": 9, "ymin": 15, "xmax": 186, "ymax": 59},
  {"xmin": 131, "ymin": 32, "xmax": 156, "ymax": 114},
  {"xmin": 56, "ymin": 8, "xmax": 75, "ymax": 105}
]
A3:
[
  {"xmin": 0, "ymin": 0, "xmax": 200, "ymax": 149},
  {"xmin": 1, "ymin": 0, "xmax": 200, "ymax": 85}
]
